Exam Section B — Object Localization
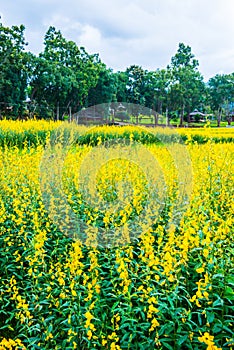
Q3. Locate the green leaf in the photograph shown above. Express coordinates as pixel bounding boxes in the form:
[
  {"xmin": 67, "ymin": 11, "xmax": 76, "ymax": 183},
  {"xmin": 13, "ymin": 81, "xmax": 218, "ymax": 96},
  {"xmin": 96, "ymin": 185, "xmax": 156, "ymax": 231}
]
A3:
[
  {"xmin": 177, "ymin": 334, "xmax": 188, "ymax": 346},
  {"xmin": 224, "ymin": 286, "xmax": 234, "ymax": 300},
  {"xmin": 160, "ymin": 339, "xmax": 174, "ymax": 350},
  {"xmin": 206, "ymin": 312, "xmax": 215, "ymax": 323}
]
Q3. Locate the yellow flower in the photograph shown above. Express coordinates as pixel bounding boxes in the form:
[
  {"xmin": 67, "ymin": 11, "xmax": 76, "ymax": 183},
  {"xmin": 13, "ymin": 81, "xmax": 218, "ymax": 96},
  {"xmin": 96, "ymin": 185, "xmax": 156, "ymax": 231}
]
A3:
[
  {"xmin": 84, "ymin": 311, "xmax": 93, "ymax": 325},
  {"xmin": 198, "ymin": 332, "xmax": 222, "ymax": 349},
  {"xmin": 203, "ymin": 249, "xmax": 209, "ymax": 258},
  {"xmin": 196, "ymin": 267, "xmax": 204, "ymax": 274},
  {"xmin": 71, "ymin": 289, "xmax": 77, "ymax": 297},
  {"xmin": 102, "ymin": 338, "xmax": 108, "ymax": 346},
  {"xmin": 149, "ymin": 317, "xmax": 160, "ymax": 331},
  {"xmin": 45, "ymin": 333, "xmax": 53, "ymax": 341},
  {"xmin": 87, "ymin": 329, "xmax": 92, "ymax": 340}
]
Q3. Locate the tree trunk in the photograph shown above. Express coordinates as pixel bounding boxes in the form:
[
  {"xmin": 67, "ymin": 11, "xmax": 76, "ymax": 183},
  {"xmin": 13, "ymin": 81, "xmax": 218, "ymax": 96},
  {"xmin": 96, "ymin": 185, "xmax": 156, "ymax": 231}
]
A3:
[
  {"xmin": 217, "ymin": 108, "xmax": 222, "ymax": 127},
  {"xmin": 166, "ymin": 107, "xmax": 169, "ymax": 126},
  {"xmin": 56, "ymin": 104, "xmax": 59, "ymax": 121},
  {"xmin": 69, "ymin": 107, "xmax": 72, "ymax": 122},
  {"xmin": 153, "ymin": 111, "xmax": 159, "ymax": 126},
  {"xmin": 187, "ymin": 107, "xmax": 191, "ymax": 124},
  {"xmin": 180, "ymin": 104, "xmax": 185, "ymax": 126}
]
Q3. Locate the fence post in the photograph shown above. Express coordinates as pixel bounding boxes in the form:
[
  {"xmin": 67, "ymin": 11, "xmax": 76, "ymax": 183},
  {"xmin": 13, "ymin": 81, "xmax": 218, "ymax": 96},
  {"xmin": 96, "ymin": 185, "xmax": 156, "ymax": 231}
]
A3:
[
  {"xmin": 56, "ymin": 104, "xmax": 59, "ymax": 121},
  {"xmin": 69, "ymin": 107, "xmax": 72, "ymax": 122}
]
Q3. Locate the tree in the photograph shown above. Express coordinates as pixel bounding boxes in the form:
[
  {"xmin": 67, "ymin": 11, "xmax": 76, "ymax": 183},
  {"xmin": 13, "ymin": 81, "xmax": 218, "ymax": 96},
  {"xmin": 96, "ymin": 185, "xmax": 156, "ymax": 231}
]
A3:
[
  {"xmin": 208, "ymin": 73, "xmax": 234, "ymax": 126},
  {"xmin": 86, "ymin": 65, "xmax": 117, "ymax": 107},
  {"xmin": 115, "ymin": 71, "xmax": 128, "ymax": 102},
  {"xmin": 144, "ymin": 69, "xmax": 170, "ymax": 123},
  {"xmin": 168, "ymin": 43, "xmax": 205, "ymax": 125},
  {"xmin": 0, "ymin": 21, "xmax": 28, "ymax": 118},
  {"xmin": 125, "ymin": 65, "xmax": 148, "ymax": 106},
  {"xmin": 29, "ymin": 26, "xmax": 102, "ymax": 118}
]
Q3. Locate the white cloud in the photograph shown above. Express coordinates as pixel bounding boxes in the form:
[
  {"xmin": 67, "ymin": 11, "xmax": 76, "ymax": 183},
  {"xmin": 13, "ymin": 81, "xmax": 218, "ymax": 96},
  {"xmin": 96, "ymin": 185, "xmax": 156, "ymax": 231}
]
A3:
[
  {"xmin": 79, "ymin": 25, "xmax": 102, "ymax": 52},
  {"xmin": 1, "ymin": 0, "xmax": 234, "ymax": 80}
]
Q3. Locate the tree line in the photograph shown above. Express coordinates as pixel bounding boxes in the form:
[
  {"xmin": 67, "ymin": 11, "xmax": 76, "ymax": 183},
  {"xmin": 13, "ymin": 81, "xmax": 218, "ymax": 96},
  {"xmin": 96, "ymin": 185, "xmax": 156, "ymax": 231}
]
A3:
[{"xmin": 0, "ymin": 21, "xmax": 234, "ymax": 125}]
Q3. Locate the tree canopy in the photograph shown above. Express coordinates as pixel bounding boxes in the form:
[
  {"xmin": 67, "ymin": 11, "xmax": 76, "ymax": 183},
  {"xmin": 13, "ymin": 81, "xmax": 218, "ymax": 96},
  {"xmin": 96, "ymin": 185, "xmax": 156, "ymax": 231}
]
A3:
[
  {"xmin": 0, "ymin": 20, "xmax": 233, "ymax": 124},
  {"xmin": 0, "ymin": 22, "xmax": 28, "ymax": 116}
]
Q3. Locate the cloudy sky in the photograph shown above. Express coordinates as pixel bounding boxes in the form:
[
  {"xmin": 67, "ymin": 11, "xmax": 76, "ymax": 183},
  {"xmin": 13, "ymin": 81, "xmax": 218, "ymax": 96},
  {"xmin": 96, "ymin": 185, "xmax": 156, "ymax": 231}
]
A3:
[{"xmin": 1, "ymin": 0, "xmax": 234, "ymax": 81}]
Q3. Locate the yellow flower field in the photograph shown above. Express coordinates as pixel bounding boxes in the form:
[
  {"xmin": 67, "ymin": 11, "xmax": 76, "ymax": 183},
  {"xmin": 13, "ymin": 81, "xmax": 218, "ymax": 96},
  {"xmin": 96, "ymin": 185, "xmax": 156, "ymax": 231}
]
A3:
[{"xmin": 0, "ymin": 121, "xmax": 233, "ymax": 349}]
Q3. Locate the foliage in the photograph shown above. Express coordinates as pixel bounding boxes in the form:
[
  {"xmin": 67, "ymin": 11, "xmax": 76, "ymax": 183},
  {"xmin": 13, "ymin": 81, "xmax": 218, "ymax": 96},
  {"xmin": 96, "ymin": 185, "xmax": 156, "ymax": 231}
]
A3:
[
  {"xmin": 86, "ymin": 65, "xmax": 118, "ymax": 107},
  {"xmin": 29, "ymin": 27, "xmax": 102, "ymax": 118},
  {"xmin": 0, "ymin": 21, "xmax": 28, "ymax": 117},
  {"xmin": 208, "ymin": 74, "xmax": 234, "ymax": 125},
  {"xmin": 144, "ymin": 69, "xmax": 170, "ymax": 115},
  {"xmin": 167, "ymin": 43, "xmax": 206, "ymax": 125}
]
